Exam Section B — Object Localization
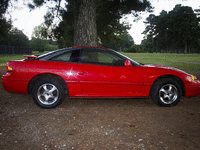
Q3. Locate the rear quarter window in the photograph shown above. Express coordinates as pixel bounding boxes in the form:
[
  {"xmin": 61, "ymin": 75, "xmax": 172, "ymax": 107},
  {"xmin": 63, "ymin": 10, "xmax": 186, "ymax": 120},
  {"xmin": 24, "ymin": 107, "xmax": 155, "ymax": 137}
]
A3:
[{"xmin": 49, "ymin": 50, "xmax": 80, "ymax": 62}]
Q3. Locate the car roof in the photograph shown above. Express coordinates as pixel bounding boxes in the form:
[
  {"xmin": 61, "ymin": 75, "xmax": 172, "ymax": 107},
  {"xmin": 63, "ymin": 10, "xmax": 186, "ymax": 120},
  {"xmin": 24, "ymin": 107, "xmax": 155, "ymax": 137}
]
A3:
[{"xmin": 73, "ymin": 46, "xmax": 109, "ymax": 50}]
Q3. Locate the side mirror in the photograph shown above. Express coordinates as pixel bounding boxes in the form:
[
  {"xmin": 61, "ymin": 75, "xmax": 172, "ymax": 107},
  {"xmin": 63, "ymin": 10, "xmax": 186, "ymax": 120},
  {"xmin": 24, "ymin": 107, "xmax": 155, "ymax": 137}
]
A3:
[{"xmin": 124, "ymin": 60, "xmax": 132, "ymax": 68}]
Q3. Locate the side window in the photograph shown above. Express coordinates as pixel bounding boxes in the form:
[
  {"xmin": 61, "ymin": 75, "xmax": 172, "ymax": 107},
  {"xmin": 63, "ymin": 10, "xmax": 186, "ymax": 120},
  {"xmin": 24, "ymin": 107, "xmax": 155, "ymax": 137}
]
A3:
[
  {"xmin": 50, "ymin": 50, "xmax": 80, "ymax": 62},
  {"xmin": 80, "ymin": 49, "xmax": 125, "ymax": 66},
  {"xmin": 80, "ymin": 50, "xmax": 99, "ymax": 64}
]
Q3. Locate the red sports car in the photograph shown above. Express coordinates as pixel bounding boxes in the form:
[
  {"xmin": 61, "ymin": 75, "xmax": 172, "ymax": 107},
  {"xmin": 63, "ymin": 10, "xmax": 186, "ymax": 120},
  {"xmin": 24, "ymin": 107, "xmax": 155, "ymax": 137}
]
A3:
[{"xmin": 2, "ymin": 46, "xmax": 200, "ymax": 108}]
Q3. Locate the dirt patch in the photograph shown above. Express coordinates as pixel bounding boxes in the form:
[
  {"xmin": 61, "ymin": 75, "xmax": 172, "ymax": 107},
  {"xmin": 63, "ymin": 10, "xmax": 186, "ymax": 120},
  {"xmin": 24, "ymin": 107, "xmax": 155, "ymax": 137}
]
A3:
[{"xmin": 0, "ymin": 67, "xmax": 200, "ymax": 150}]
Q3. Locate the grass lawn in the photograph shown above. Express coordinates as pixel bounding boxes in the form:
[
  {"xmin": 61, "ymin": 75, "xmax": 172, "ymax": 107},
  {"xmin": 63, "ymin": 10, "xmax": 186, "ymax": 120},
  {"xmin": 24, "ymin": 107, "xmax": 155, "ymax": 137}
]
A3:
[
  {"xmin": 0, "ymin": 51, "xmax": 49, "ymax": 64},
  {"xmin": 0, "ymin": 52, "xmax": 200, "ymax": 79},
  {"xmin": 0, "ymin": 55, "xmax": 24, "ymax": 64}
]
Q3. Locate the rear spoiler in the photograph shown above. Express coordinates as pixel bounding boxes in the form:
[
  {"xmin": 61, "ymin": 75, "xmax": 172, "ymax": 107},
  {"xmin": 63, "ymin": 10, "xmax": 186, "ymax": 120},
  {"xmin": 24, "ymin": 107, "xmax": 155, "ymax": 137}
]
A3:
[{"xmin": 23, "ymin": 55, "xmax": 39, "ymax": 60}]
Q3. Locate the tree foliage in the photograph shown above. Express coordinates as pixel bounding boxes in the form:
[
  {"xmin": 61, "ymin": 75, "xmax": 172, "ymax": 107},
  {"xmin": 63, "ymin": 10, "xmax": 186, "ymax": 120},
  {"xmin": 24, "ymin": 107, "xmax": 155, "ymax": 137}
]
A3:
[
  {"xmin": 194, "ymin": 7, "xmax": 200, "ymax": 23},
  {"xmin": 30, "ymin": 37, "xmax": 58, "ymax": 52},
  {"xmin": 0, "ymin": 0, "xmax": 12, "ymax": 45},
  {"xmin": 142, "ymin": 4, "xmax": 200, "ymax": 53},
  {"xmin": 0, "ymin": 17, "xmax": 12, "ymax": 45},
  {"xmin": 31, "ymin": 24, "xmax": 58, "ymax": 52},
  {"xmin": 9, "ymin": 27, "xmax": 29, "ymax": 46},
  {"xmin": 32, "ymin": 23, "xmax": 49, "ymax": 39},
  {"xmin": 30, "ymin": 37, "xmax": 47, "ymax": 52},
  {"xmin": 0, "ymin": 26, "xmax": 29, "ymax": 46},
  {"xmin": 0, "ymin": 0, "xmax": 29, "ymax": 47},
  {"xmin": 0, "ymin": 0, "xmax": 10, "ymax": 17}
]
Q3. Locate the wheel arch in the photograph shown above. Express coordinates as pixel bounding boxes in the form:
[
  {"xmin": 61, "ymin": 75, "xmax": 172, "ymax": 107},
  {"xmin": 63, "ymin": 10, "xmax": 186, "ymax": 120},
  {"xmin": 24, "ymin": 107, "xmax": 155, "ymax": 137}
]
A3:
[
  {"xmin": 150, "ymin": 75, "xmax": 185, "ymax": 96},
  {"xmin": 27, "ymin": 73, "xmax": 68, "ymax": 94}
]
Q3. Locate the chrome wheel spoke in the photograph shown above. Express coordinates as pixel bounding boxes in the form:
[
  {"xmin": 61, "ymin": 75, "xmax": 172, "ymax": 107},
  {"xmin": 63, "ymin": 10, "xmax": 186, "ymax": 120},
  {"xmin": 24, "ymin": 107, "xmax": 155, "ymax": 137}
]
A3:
[
  {"xmin": 163, "ymin": 94, "xmax": 169, "ymax": 99},
  {"xmin": 49, "ymin": 86, "xmax": 57, "ymax": 93},
  {"xmin": 168, "ymin": 85, "xmax": 172, "ymax": 93},
  {"xmin": 43, "ymin": 85, "xmax": 48, "ymax": 92},
  {"xmin": 50, "ymin": 94, "xmax": 58, "ymax": 100},
  {"xmin": 160, "ymin": 88, "xmax": 168, "ymax": 95},
  {"xmin": 44, "ymin": 94, "xmax": 51, "ymax": 101}
]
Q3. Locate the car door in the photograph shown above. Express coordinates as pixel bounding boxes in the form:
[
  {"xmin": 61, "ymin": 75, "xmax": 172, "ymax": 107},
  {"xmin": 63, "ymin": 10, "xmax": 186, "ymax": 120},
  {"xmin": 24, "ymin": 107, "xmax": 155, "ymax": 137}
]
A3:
[{"xmin": 77, "ymin": 48, "xmax": 144, "ymax": 95}]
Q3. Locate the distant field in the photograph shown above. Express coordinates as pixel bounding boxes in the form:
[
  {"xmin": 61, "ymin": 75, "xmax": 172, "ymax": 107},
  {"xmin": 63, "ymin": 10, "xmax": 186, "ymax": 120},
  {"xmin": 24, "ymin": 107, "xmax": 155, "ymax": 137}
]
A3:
[{"xmin": 0, "ymin": 52, "xmax": 200, "ymax": 79}]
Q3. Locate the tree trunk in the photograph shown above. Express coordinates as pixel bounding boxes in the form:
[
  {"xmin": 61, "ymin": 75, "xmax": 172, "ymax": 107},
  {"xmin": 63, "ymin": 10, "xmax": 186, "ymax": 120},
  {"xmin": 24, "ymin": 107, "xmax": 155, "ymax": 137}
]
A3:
[
  {"xmin": 184, "ymin": 41, "xmax": 187, "ymax": 54},
  {"xmin": 74, "ymin": 0, "xmax": 97, "ymax": 46},
  {"xmin": 188, "ymin": 45, "xmax": 190, "ymax": 54}
]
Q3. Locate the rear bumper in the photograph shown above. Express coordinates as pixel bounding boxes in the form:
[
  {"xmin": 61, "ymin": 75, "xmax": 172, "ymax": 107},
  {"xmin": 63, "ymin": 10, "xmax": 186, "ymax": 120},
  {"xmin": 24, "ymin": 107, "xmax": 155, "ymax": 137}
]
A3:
[
  {"xmin": 185, "ymin": 82, "xmax": 200, "ymax": 97},
  {"xmin": 2, "ymin": 74, "xmax": 29, "ymax": 94}
]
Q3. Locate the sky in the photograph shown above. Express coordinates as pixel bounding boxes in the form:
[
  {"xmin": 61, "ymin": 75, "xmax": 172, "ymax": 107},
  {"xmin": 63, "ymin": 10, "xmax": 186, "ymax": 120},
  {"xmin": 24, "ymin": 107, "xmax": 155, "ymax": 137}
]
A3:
[{"xmin": 6, "ymin": 0, "xmax": 200, "ymax": 44}]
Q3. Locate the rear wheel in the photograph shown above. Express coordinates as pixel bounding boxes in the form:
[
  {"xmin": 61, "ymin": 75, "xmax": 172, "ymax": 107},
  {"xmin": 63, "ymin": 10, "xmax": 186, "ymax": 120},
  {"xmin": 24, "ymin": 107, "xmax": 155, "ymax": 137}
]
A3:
[
  {"xmin": 32, "ymin": 78, "xmax": 65, "ymax": 109},
  {"xmin": 151, "ymin": 78, "xmax": 182, "ymax": 107}
]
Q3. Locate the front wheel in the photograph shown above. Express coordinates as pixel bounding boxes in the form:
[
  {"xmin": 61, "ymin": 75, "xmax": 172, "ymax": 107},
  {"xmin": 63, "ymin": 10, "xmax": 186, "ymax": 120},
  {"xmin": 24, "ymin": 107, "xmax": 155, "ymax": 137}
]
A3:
[
  {"xmin": 32, "ymin": 78, "xmax": 65, "ymax": 109},
  {"xmin": 151, "ymin": 78, "xmax": 182, "ymax": 107}
]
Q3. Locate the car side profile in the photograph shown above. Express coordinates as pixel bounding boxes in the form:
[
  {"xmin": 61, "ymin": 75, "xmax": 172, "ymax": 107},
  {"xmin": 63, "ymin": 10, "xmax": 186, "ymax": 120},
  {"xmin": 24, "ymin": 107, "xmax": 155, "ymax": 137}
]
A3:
[{"xmin": 2, "ymin": 46, "xmax": 200, "ymax": 109}]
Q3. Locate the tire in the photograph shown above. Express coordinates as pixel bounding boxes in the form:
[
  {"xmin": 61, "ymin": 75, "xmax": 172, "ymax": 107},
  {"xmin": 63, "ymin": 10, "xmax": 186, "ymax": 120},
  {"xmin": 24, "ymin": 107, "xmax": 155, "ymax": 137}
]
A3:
[
  {"xmin": 32, "ymin": 78, "xmax": 65, "ymax": 109},
  {"xmin": 151, "ymin": 78, "xmax": 182, "ymax": 107}
]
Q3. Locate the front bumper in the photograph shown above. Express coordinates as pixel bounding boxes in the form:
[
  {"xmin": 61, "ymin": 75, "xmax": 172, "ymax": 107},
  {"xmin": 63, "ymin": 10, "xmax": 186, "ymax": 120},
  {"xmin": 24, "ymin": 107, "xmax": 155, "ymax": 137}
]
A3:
[{"xmin": 185, "ymin": 81, "xmax": 200, "ymax": 97}]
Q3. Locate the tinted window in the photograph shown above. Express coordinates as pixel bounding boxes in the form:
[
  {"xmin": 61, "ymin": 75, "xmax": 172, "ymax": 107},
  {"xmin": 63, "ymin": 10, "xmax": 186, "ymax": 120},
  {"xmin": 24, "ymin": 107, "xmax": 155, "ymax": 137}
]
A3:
[
  {"xmin": 50, "ymin": 50, "xmax": 80, "ymax": 62},
  {"xmin": 80, "ymin": 49, "xmax": 125, "ymax": 66}
]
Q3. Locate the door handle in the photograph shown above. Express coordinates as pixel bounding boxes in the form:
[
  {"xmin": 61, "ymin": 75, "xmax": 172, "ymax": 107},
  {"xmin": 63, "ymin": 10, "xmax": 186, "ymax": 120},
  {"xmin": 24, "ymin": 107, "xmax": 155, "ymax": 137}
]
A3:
[{"xmin": 77, "ymin": 71, "xmax": 87, "ymax": 76}]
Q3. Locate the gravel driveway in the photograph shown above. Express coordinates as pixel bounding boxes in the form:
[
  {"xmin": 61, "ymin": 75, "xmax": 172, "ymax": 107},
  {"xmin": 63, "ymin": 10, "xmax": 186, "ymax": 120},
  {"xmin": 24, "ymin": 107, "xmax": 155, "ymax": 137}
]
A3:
[{"xmin": 0, "ymin": 68, "xmax": 200, "ymax": 150}]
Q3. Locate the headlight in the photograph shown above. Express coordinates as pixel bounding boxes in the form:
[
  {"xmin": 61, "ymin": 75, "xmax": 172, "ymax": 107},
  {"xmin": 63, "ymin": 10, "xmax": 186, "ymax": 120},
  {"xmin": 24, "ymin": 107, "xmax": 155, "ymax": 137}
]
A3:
[
  {"xmin": 6, "ymin": 65, "xmax": 14, "ymax": 72},
  {"xmin": 191, "ymin": 76, "xmax": 197, "ymax": 80},
  {"xmin": 186, "ymin": 75, "xmax": 197, "ymax": 82}
]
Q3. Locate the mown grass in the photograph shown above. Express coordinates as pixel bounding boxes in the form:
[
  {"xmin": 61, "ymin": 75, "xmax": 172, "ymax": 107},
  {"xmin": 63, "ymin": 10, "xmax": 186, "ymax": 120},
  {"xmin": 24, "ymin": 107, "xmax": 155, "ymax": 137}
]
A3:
[
  {"xmin": 0, "ymin": 51, "xmax": 48, "ymax": 64},
  {"xmin": 0, "ymin": 52, "xmax": 199, "ymax": 79},
  {"xmin": 0, "ymin": 55, "xmax": 24, "ymax": 64}
]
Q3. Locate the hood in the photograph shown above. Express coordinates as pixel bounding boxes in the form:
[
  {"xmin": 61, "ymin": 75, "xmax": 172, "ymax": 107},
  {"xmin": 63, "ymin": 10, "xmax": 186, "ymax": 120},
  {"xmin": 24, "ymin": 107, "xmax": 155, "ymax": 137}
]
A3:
[
  {"xmin": 143, "ymin": 64, "xmax": 190, "ymax": 75},
  {"xmin": 144, "ymin": 64, "xmax": 174, "ymax": 69}
]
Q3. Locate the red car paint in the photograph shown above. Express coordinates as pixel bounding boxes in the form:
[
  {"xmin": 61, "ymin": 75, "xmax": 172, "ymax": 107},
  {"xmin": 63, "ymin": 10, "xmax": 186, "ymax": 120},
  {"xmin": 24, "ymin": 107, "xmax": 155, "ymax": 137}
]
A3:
[{"xmin": 2, "ymin": 47, "xmax": 200, "ymax": 99}]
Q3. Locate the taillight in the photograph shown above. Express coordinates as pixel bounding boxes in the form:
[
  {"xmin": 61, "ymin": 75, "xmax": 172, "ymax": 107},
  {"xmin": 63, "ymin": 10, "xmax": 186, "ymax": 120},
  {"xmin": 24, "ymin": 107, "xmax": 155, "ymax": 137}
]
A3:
[{"xmin": 6, "ymin": 65, "xmax": 14, "ymax": 72}]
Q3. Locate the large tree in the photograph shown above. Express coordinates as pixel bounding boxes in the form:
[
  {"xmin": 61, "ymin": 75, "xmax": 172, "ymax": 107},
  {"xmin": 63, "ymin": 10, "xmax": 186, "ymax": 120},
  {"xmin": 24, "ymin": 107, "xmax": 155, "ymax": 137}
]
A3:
[
  {"xmin": 143, "ymin": 4, "xmax": 199, "ymax": 53},
  {"xmin": 73, "ymin": 0, "xmax": 97, "ymax": 46},
  {"xmin": 168, "ymin": 5, "xmax": 199, "ymax": 53},
  {"xmin": 142, "ymin": 14, "xmax": 156, "ymax": 52},
  {"xmin": 29, "ymin": 0, "xmax": 152, "ymax": 47}
]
